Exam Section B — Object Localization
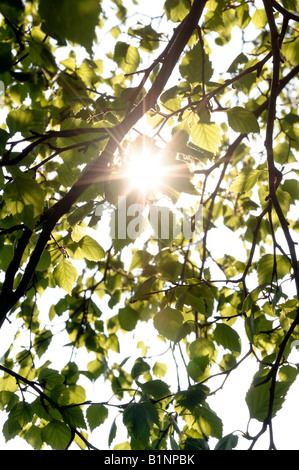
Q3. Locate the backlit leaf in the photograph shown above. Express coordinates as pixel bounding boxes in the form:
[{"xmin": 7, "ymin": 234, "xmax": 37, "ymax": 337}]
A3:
[
  {"xmin": 191, "ymin": 122, "xmax": 221, "ymax": 154},
  {"xmin": 41, "ymin": 420, "xmax": 71, "ymax": 450},
  {"xmin": 227, "ymin": 107, "xmax": 260, "ymax": 134},
  {"xmin": 153, "ymin": 307, "xmax": 184, "ymax": 341},
  {"xmin": 123, "ymin": 403, "xmax": 150, "ymax": 446},
  {"xmin": 5, "ymin": 176, "xmax": 45, "ymax": 228},
  {"xmin": 86, "ymin": 404, "xmax": 108, "ymax": 432},
  {"xmin": 140, "ymin": 379, "xmax": 170, "ymax": 400},
  {"xmin": 39, "ymin": 0, "xmax": 101, "ymax": 52},
  {"xmin": 53, "ymin": 260, "xmax": 78, "ymax": 295},
  {"xmin": 257, "ymin": 254, "xmax": 291, "ymax": 286},
  {"xmin": 214, "ymin": 323, "xmax": 241, "ymax": 353}
]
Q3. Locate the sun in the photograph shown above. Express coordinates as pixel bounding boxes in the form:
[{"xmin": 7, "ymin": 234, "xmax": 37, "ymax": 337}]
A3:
[{"xmin": 124, "ymin": 150, "xmax": 164, "ymax": 196}]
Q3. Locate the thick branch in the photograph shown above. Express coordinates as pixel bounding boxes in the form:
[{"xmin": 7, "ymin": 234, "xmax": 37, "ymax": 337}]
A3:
[
  {"xmin": 270, "ymin": 0, "xmax": 299, "ymax": 22},
  {"xmin": 0, "ymin": 0, "xmax": 208, "ymax": 325}
]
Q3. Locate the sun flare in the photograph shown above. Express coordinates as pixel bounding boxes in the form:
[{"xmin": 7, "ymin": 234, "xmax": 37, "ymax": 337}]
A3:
[{"xmin": 125, "ymin": 151, "xmax": 164, "ymax": 196}]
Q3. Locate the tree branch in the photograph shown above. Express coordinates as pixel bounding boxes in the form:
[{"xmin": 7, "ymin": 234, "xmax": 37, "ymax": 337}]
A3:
[{"xmin": 0, "ymin": 0, "xmax": 209, "ymax": 326}]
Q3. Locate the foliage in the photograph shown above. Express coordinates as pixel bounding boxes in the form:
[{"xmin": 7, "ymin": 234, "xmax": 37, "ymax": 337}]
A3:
[{"xmin": 0, "ymin": 0, "xmax": 298, "ymax": 451}]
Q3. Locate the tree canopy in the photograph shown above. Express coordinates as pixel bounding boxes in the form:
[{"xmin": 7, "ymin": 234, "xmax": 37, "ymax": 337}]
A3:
[{"xmin": 0, "ymin": 0, "xmax": 298, "ymax": 451}]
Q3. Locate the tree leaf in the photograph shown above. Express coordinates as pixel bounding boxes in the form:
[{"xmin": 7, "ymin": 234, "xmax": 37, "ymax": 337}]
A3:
[
  {"xmin": 53, "ymin": 259, "xmax": 78, "ymax": 295},
  {"xmin": 153, "ymin": 307, "xmax": 184, "ymax": 341},
  {"xmin": 214, "ymin": 433, "xmax": 238, "ymax": 450},
  {"xmin": 257, "ymin": 254, "xmax": 291, "ymax": 286},
  {"xmin": 21, "ymin": 425, "xmax": 43, "ymax": 450},
  {"xmin": 189, "ymin": 338, "xmax": 215, "ymax": 360},
  {"xmin": 190, "ymin": 122, "xmax": 221, "ymax": 154},
  {"xmin": 183, "ymin": 437, "xmax": 210, "ymax": 450},
  {"xmin": 131, "ymin": 275, "xmax": 157, "ymax": 301},
  {"xmin": 214, "ymin": 323, "xmax": 241, "ymax": 353},
  {"xmin": 5, "ymin": 176, "xmax": 45, "ymax": 228},
  {"xmin": 86, "ymin": 404, "xmax": 108, "ymax": 432},
  {"xmin": 114, "ymin": 42, "xmax": 140, "ymax": 74},
  {"xmin": 62, "ymin": 407, "xmax": 86, "ymax": 429},
  {"xmin": 227, "ymin": 107, "xmax": 260, "ymax": 134},
  {"xmin": 78, "ymin": 236, "xmax": 105, "ymax": 261},
  {"xmin": 198, "ymin": 406, "xmax": 223, "ymax": 440},
  {"xmin": 140, "ymin": 379, "xmax": 170, "ymax": 400},
  {"xmin": 251, "ymin": 9, "xmax": 268, "ymax": 28},
  {"xmin": 229, "ymin": 167, "xmax": 260, "ymax": 193},
  {"xmin": 39, "ymin": 0, "xmax": 101, "ymax": 53},
  {"xmin": 246, "ymin": 380, "xmax": 292, "ymax": 422},
  {"xmin": 180, "ymin": 43, "xmax": 213, "ymax": 83},
  {"xmin": 41, "ymin": 420, "xmax": 72, "ymax": 450},
  {"xmin": 118, "ymin": 305, "xmax": 139, "ymax": 331},
  {"xmin": 123, "ymin": 403, "xmax": 150, "ymax": 446},
  {"xmin": 164, "ymin": 0, "xmax": 189, "ymax": 22},
  {"xmin": 108, "ymin": 418, "xmax": 117, "ymax": 448},
  {"xmin": 7, "ymin": 109, "xmax": 46, "ymax": 137},
  {"xmin": 131, "ymin": 358, "xmax": 151, "ymax": 380}
]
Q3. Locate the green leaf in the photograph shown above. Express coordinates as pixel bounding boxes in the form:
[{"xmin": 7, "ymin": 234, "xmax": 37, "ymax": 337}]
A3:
[
  {"xmin": 175, "ymin": 384, "xmax": 208, "ymax": 413},
  {"xmin": 114, "ymin": 42, "xmax": 140, "ymax": 74},
  {"xmin": 35, "ymin": 249, "xmax": 51, "ymax": 272},
  {"xmin": 227, "ymin": 107, "xmax": 260, "ymax": 134},
  {"xmin": 8, "ymin": 402, "xmax": 33, "ymax": 430},
  {"xmin": 187, "ymin": 358, "xmax": 210, "ymax": 382},
  {"xmin": 190, "ymin": 122, "xmax": 221, "ymax": 154},
  {"xmin": 108, "ymin": 418, "xmax": 117, "ymax": 448},
  {"xmin": 214, "ymin": 323, "xmax": 241, "ymax": 353},
  {"xmin": 173, "ymin": 321, "xmax": 193, "ymax": 344},
  {"xmin": 282, "ymin": 37, "xmax": 299, "ymax": 66},
  {"xmin": 183, "ymin": 437, "xmax": 210, "ymax": 450},
  {"xmin": 189, "ymin": 338, "xmax": 215, "ymax": 360},
  {"xmin": 21, "ymin": 425, "xmax": 43, "ymax": 450},
  {"xmin": 61, "ymin": 362, "xmax": 79, "ymax": 385},
  {"xmin": 118, "ymin": 305, "xmax": 139, "ymax": 331},
  {"xmin": 246, "ymin": 380, "xmax": 292, "ymax": 422},
  {"xmin": 34, "ymin": 329, "xmax": 52, "ymax": 358},
  {"xmin": 71, "ymin": 224, "xmax": 88, "ymax": 242},
  {"xmin": 0, "ymin": 0, "xmax": 24, "ymax": 24},
  {"xmin": 153, "ymin": 362, "xmax": 167, "ymax": 378},
  {"xmin": 214, "ymin": 433, "xmax": 238, "ymax": 450},
  {"xmin": 140, "ymin": 379, "xmax": 170, "ymax": 400},
  {"xmin": 78, "ymin": 236, "xmax": 105, "ymax": 261},
  {"xmin": 123, "ymin": 403, "xmax": 150, "ymax": 446},
  {"xmin": 68, "ymin": 384, "xmax": 86, "ymax": 404},
  {"xmin": 7, "ymin": 108, "xmax": 46, "ymax": 137},
  {"xmin": 38, "ymin": 368, "xmax": 64, "ymax": 390},
  {"xmin": 257, "ymin": 254, "xmax": 291, "ymax": 286},
  {"xmin": 251, "ymin": 9, "xmax": 268, "ymax": 28},
  {"xmin": 198, "ymin": 406, "xmax": 223, "ymax": 439},
  {"xmin": 229, "ymin": 167, "xmax": 260, "ymax": 193},
  {"xmin": 62, "ymin": 407, "xmax": 86, "ymax": 429},
  {"xmin": 153, "ymin": 307, "xmax": 184, "ymax": 341},
  {"xmin": 180, "ymin": 43, "xmax": 213, "ymax": 83},
  {"xmin": 132, "ymin": 275, "xmax": 157, "ymax": 302},
  {"xmin": 53, "ymin": 259, "xmax": 78, "ymax": 295},
  {"xmin": 39, "ymin": 0, "xmax": 101, "ymax": 53},
  {"xmin": 86, "ymin": 404, "xmax": 108, "ymax": 432},
  {"xmin": 131, "ymin": 358, "xmax": 151, "ymax": 380},
  {"xmin": 41, "ymin": 420, "xmax": 72, "ymax": 450},
  {"xmin": 5, "ymin": 176, "xmax": 45, "ymax": 228},
  {"xmin": 129, "ymin": 250, "xmax": 153, "ymax": 271},
  {"xmin": 164, "ymin": 0, "xmax": 189, "ymax": 22}
]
